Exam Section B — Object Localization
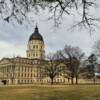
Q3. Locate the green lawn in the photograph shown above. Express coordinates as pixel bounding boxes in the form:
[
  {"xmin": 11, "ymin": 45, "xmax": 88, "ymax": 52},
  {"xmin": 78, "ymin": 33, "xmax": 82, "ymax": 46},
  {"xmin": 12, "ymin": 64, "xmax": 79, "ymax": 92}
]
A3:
[{"xmin": 0, "ymin": 85, "xmax": 100, "ymax": 100}]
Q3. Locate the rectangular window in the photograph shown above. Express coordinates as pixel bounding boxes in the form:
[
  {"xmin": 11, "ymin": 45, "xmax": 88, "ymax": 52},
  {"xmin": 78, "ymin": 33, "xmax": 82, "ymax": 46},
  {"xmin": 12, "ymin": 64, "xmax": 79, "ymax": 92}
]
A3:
[
  {"xmin": 33, "ymin": 45, "xmax": 35, "ymax": 48},
  {"xmin": 31, "ymin": 68, "xmax": 32, "ymax": 72},
  {"xmin": 21, "ymin": 80, "xmax": 23, "ymax": 83},
  {"xmin": 22, "ymin": 66, "xmax": 23, "ymax": 72},
  {"xmin": 25, "ymin": 67, "xmax": 26, "ymax": 72},
  {"xmin": 28, "ymin": 68, "xmax": 29, "ymax": 72},
  {"xmin": 21, "ymin": 73, "xmax": 23, "ymax": 77},
  {"xmin": 31, "ymin": 74, "xmax": 32, "ymax": 77}
]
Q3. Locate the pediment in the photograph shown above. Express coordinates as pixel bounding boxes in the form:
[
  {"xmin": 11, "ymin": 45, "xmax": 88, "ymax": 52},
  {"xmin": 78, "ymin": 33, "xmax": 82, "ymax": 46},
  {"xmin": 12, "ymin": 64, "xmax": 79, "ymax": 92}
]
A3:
[{"xmin": 0, "ymin": 58, "xmax": 12, "ymax": 65}]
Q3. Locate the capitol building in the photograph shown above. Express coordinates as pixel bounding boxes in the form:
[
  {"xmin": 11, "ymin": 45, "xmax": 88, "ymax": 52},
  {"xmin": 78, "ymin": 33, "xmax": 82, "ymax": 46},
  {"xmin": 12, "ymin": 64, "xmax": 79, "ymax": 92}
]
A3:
[{"xmin": 0, "ymin": 26, "xmax": 67, "ymax": 85}]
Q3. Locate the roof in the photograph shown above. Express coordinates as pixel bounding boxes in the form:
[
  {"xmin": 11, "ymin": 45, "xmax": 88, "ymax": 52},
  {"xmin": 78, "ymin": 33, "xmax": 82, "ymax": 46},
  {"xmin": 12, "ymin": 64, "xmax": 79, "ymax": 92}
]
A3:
[{"xmin": 29, "ymin": 25, "xmax": 44, "ymax": 42}]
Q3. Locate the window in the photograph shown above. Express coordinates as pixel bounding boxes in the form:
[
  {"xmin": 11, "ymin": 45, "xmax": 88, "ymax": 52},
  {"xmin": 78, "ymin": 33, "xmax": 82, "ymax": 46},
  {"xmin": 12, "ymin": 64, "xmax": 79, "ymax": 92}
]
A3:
[
  {"xmin": 21, "ymin": 73, "xmax": 23, "ymax": 77},
  {"xmin": 31, "ymin": 74, "xmax": 32, "ymax": 77},
  {"xmin": 25, "ymin": 80, "xmax": 26, "ymax": 84},
  {"xmin": 36, "ymin": 45, "xmax": 38, "ymax": 48},
  {"xmin": 18, "ymin": 80, "xmax": 20, "ymax": 84},
  {"xmin": 25, "ymin": 74, "xmax": 26, "ymax": 77},
  {"xmin": 34, "ymin": 74, "xmax": 36, "ymax": 77},
  {"xmin": 31, "ymin": 68, "xmax": 32, "ymax": 72},
  {"xmin": 33, "ymin": 45, "xmax": 35, "ymax": 48},
  {"xmin": 21, "ymin": 80, "xmax": 23, "ymax": 83}
]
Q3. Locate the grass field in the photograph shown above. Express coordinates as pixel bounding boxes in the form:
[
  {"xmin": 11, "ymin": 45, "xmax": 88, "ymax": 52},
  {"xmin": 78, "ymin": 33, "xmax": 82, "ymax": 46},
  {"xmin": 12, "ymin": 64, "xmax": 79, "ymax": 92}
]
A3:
[{"xmin": 0, "ymin": 85, "xmax": 100, "ymax": 100}]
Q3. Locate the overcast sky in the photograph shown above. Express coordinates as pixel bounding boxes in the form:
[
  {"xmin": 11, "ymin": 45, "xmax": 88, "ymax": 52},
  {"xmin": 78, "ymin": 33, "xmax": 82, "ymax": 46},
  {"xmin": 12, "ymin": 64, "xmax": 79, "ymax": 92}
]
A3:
[{"xmin": 0, "ymin": 9, "xmax": 100, "ymax": 59}]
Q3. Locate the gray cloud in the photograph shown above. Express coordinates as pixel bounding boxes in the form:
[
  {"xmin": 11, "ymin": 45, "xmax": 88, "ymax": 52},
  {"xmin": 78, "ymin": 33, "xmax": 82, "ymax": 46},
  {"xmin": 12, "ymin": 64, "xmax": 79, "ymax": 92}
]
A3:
[{"xmin": 0, "ymin": 9, "xmax": 100, "ymax": 58}]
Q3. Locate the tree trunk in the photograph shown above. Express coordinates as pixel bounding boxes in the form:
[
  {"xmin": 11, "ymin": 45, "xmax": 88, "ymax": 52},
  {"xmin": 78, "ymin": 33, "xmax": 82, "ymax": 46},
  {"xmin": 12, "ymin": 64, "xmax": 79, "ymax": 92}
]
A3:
[
  {"xmin": 71, "ymin": 77, "xmax": 74, "ymax": 85},
  {"xmin": 75, "ymin": 75, "xmax": 78, "ymax": 84},
  {"xmin": 93, "ymin": 76, "xmax": 96, "ymax": 84},
  {"xmin": 68, "ymin": 78, "xmax": 70, "ymax": 83},
  {"xmin": 51, "ymin": 78, "xmax": 54, "ymax": 85},
  {"xmin": 11, "ymin": 79, "xmax": 13, "ymax": 85}
]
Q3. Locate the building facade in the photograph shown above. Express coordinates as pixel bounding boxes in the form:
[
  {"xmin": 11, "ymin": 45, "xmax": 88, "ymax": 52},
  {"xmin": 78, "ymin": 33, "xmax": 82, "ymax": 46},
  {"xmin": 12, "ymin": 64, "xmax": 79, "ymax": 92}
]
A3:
[{"xmin": 0, "ymin": 26, "xmax": 67, "ymax": 85}]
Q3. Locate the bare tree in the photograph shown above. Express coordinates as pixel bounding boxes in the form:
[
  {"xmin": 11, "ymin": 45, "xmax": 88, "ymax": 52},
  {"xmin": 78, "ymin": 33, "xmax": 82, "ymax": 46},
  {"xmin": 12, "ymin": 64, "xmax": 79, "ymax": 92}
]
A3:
[
  {"xmin": 0, "ymin": 0, "xmax": 99, "ymax": 30},
  {"xmin": 83, "ymin": 54, "xmax": 97, "ymax": 84},
  {"xmin": 60, "ymin": 45, "xmax": 84, "ymax": 84},
  {"xmin": 43, "ymin": 52, "xmax": 63, "ymax": 84}
]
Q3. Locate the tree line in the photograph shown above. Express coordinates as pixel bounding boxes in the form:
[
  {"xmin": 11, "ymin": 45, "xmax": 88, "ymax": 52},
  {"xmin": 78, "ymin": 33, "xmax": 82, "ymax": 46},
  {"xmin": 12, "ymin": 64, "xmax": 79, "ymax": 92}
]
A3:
[
  {"xmin": 1, "ymin": 40, "xmax": 100, "ymax": 85},
  {"xmin": 42, "ymin": 40, "xmax": 100, "ymax": 85}
]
